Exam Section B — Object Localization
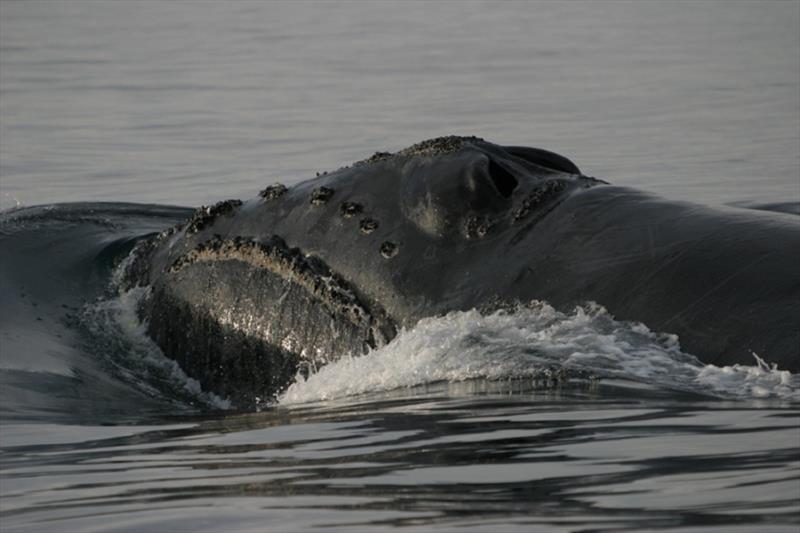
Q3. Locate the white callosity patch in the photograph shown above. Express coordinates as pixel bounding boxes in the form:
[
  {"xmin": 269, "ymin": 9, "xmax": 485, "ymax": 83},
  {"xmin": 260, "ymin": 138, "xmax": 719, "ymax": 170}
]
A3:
[{"xmin": 280, "ymin": 302, "xmax": 799, "ymax": 405}]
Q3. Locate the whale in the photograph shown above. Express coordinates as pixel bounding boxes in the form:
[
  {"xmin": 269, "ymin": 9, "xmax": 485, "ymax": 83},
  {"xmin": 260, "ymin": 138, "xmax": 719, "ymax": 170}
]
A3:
[{"xmin": 122, "ymin": 136, "xmax": 800, "ymax": 406}]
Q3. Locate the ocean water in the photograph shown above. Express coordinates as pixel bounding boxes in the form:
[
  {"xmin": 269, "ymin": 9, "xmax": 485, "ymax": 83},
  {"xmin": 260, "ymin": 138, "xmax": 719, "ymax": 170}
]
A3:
[{"xmin": 1, "ymin": 1, "xmax": 799, "ymax": 532}]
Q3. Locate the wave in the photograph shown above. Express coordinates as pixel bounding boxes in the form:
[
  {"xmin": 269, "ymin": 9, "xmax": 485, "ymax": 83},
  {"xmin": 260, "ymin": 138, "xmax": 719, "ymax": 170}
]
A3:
[
  {"xmin": 88, "ymin": 288, "xmax": 799, "ymax": 409},
  {"xmin": 280, "ymin": 302, "xmax": 799, "ymax": 405}
]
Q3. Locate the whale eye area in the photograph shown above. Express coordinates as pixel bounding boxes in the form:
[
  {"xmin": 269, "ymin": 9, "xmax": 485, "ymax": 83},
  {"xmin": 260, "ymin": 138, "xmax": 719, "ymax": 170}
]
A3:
[{"xmin": 488, "ymin": 159, "xmax": 518, "ymax": 198}]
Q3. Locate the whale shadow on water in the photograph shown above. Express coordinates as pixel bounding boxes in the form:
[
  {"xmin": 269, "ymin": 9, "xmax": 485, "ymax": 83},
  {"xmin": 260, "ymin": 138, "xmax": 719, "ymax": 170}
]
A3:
[{"xmin": 2, "ymin": 137, "xmax": 798, "ymax": 411}]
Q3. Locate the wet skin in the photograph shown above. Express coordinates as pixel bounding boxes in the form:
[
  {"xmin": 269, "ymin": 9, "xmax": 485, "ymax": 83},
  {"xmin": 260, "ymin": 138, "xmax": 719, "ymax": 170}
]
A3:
[{"xmin": 125, "ymin": 137, "xmax": 800, "ymax": 405}]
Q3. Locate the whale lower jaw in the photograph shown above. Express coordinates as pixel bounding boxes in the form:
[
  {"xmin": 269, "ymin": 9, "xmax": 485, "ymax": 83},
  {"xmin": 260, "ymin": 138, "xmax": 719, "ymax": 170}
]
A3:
[{"xmin": 135, "ymin": 235, "xmax": 396, "ymax": 407}]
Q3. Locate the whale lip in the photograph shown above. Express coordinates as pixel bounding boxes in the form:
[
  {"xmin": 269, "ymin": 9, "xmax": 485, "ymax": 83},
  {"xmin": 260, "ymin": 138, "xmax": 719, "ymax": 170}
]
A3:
[
  {"xmin": 167, "ymin": 234, "xmax": 397, "ymax": 349},
  {"xmin": 135, "ymin": 232, "xmax": 399, "ymax": 408}
]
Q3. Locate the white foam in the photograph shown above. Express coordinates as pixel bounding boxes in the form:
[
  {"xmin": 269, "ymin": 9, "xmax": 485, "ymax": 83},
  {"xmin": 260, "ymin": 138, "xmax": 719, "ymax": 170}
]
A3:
[
  {"xmin": 279, "ymin": 302, "xmax": 799, "ymax": 405},
  {"xmin": 83, "ymin": 286, "xmax": 232, "ymax": 410},
  {"xmin": 0, "ymin": 192, "xmax": 23, "ymax": 212},
  {"xmin": 694, "ymin": 354, "xmax": 797, "ymax": 400}
]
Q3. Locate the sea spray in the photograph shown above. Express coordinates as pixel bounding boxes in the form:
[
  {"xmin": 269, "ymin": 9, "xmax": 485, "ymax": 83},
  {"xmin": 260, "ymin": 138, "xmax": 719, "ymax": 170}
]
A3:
[
  {"xmin": 80, "ymin": 286, "xmax": 232, "ymax": 410},
  {"xmin": 281, "ymin": 302, "xmax": 799, "ymax": 405}
]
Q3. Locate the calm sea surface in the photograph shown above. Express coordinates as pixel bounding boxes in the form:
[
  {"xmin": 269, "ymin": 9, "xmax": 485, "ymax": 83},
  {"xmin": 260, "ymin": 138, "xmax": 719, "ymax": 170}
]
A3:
[{"xmin": 1, "ymin": 1, "xmax": 798, "ymax": 532}]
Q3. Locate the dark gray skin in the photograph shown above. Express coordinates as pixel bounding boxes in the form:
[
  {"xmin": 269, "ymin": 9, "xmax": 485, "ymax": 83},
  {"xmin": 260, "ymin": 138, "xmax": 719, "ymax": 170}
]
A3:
[{"xmin": 125, "ymin": 136, "xmax": 800, "ymax": 407}]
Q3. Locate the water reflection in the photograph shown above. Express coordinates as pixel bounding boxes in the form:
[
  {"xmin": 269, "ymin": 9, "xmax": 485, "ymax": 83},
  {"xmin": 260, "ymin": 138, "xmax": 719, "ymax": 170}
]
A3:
[{"xmin": 2, "ymin": 383, "xmax": 798, "ymax": 531}]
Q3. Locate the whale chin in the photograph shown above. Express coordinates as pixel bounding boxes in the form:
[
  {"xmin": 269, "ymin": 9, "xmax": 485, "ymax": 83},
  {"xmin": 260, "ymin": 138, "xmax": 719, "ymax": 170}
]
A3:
[{"xmin": 137, "ymin": 234, "xmax": 396, "ymax": 406}]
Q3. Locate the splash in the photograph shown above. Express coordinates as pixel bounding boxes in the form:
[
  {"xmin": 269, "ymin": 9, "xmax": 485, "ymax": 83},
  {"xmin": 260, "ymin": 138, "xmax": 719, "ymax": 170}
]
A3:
[
  {"xmin": 0, "ymin": 192, "xmax": 23, "ymax": 212},
  {"xmin": 80, "ymin": 287, "xmax": 232, "ymax": 410},
  {"xmin": 695, "ymin": 354, "xmax": 796, "ymax": 399},
  {"xmin": 101, "ymin": 251, "xmax": 799, "ymax": 408},
  {"xmin": 280, "ymin": 302, "xmax": 799, "ymax": 405}
]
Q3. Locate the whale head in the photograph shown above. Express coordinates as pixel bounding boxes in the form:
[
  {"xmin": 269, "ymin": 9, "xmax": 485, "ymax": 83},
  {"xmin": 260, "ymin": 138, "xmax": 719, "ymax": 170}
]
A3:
[{"xmin": 126, "ymin": 137, "xmax": 600, "ymax": 406}]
